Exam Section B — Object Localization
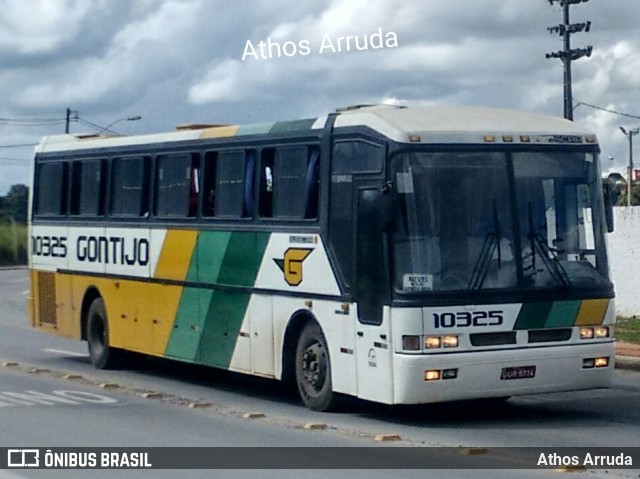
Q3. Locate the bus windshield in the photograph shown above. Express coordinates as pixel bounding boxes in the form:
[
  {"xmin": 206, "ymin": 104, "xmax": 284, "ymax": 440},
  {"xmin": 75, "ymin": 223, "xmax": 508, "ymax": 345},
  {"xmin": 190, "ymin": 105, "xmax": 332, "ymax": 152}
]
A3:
[{"xmin": 392, "ymin": 150, "xmax": 611, "ymax": 296}]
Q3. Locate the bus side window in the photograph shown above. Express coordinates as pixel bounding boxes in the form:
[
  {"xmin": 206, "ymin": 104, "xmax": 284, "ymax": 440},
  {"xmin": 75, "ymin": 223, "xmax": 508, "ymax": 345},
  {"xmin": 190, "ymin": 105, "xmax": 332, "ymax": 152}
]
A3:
[
  {"xmin": 70, "ymin": 159, "xmax": 106, "ymax": 216},
  {"xmin": 259, "ymin": 148, "xmax": 275, "ymax": 218},
  {"xmin": 215, "ymin": 150, "xmax": 247, "ymax": 218},
  {"xmin": 155, "ymin": 153, "xmax": 198, "ymax": 218},
  {"xmin": 203, "ymin": 151, "xmax": 217, "ymax": 217},
  {"xmin": 35, "ymin": 162, "xmax": 68, "ymax": 216},
  {"xmin": 111, "ymin": 156, "xmax": 150, "ymax": 217}
]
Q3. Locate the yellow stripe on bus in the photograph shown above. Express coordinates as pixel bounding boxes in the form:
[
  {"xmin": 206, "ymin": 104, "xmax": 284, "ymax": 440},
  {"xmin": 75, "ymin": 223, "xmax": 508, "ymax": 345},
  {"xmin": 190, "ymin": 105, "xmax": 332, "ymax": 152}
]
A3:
[
  {"xmin": 199, "ymin": 125, "xmax": 240, "ymax": 139},
  {"xmin": 575, "ymin": 299, "xmax": 609, "ymax": 326},
  {"xmin": 154, "ymin": 230, "xmax": 198, "ymax": 280}
]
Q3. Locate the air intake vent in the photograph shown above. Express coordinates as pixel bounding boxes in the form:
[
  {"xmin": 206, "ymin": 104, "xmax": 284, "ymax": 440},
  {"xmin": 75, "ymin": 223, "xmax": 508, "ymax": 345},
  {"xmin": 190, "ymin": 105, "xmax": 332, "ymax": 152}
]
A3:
[
  {"xmin": 37, "ymin": 272, "xmax": 57, "ymax": 326},
  {"xmin": 470, "ymin": 332, "xmax": 516, "ymax": 347},
  {"xmin": 528, "ymin": 328, "xmax": 572, "ymax": 343}
]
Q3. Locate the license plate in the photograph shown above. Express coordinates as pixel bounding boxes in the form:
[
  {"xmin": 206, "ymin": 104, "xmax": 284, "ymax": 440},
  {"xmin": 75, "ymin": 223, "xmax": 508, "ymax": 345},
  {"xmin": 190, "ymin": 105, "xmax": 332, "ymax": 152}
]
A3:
[{"xmin": 500, "ymin": 365, "xmax": 536, "ymax": 380}]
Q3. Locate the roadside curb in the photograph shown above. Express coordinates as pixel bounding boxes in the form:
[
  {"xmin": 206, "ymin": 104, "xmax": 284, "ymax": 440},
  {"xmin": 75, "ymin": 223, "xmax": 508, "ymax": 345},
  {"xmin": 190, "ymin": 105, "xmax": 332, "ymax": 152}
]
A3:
[{"xmin": 615, "ymin": 355, "xmax": 640, "ymax": 372}]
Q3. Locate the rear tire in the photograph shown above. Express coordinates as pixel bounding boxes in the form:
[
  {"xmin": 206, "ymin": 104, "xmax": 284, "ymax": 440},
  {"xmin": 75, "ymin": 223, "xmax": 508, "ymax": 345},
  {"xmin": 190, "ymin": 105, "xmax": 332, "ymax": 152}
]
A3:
[
  {"xmin": 87, "ymin": 298, "xmax": 121, "ymax": 369},
  {"xmin": 295, "ymin": 322, "xmax": 336, "ymax": 411}
]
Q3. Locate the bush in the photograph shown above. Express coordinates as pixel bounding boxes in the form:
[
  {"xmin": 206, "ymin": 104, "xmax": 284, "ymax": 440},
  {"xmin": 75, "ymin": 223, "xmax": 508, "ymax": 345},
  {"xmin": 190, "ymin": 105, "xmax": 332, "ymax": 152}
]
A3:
[{"xmin": 0, "ymin": 222, "xmax": 28, "ymax": 265}]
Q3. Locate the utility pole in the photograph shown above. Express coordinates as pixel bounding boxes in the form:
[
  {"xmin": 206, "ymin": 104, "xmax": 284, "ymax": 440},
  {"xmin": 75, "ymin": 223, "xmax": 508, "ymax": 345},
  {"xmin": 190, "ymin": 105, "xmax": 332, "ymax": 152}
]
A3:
[
  {"xmin": 65, "ymin": 108, "xmax": 78, "ymax": 133},
  {"xmin": 620, "ymin": 127, "xmax": 639, "ymax": 206},
  {"xmin": 546, "ymin": 0, "xmax": 592, "ymax": 121}
]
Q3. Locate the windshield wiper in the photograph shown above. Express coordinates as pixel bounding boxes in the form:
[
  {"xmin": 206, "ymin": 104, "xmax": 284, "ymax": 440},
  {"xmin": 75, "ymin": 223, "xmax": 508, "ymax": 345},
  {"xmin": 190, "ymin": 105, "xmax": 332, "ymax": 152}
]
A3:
[
  {"xmin": 525, "ymin": 202, "xmax": 571, "ymax": 288},
  {"xmin": 468, "ymin": 200, "xmax": 502, "ymax": 290}
]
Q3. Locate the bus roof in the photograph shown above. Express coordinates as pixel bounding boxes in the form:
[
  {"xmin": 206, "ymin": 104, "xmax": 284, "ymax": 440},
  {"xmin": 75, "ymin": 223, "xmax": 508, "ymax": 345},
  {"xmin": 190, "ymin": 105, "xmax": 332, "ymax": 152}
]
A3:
[{"xmin": 35, "ymin": 105, "xmax": 598, "ymax": 154}]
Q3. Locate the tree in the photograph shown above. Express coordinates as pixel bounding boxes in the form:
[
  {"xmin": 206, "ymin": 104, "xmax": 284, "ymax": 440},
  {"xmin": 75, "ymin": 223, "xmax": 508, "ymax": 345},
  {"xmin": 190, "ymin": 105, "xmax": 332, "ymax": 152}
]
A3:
[{"xmin": 0, "ymin": 184, "xmax": 28, "ymax": 223}]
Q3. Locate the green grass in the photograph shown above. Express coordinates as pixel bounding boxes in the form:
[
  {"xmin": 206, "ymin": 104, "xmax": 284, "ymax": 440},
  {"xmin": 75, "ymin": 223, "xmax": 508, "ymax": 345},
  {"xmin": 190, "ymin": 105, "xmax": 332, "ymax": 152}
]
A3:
[
  {"xmin": 616, "ymin": 316, "xmax": 640, "ymax": 344},
  {"xmin": 0, "ymin": 222, "xmax": 27, "ymax": 265}
]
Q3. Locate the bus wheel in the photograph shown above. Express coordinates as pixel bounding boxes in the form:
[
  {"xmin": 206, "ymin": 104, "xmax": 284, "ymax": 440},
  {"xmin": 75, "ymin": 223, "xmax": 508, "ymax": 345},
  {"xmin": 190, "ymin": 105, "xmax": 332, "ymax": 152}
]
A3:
[
  {"xmin": 295, "ymin": 322, "xmax": 335, "ymax": 411},
  {"xmin": 87, "ymin": 298, "xmax": 120, "ymax": 369}
]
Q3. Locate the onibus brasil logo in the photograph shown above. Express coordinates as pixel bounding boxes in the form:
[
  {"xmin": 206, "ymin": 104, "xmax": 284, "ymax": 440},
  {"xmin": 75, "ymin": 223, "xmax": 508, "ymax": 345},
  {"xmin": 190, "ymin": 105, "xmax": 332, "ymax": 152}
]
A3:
[{"xmin": 274, "ymin": 248, "xmax": 313, "ymax": 286}]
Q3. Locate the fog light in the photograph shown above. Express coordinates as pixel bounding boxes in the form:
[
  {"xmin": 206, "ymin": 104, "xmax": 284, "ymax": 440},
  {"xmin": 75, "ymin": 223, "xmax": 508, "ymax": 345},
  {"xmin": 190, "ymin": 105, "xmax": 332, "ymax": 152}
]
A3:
[
  {"xmin": 580, "ymin": 327, "xmax": 594, "ymax": 339},
  {"xmin": 582, "ymin": 358, "xmax": 595, "ymax": 369},
  {"xmin": 425, "ymin": 370, "xmax": 441, "ymax": 381},
  {"xmin": 425, "ymin": 336, "xmax": 442, "ymax": 349},
  {"xmin": 594, "ymin": 326, "xmax": 609, "ymax": 338},
  {"xmin": 595, "ymin": 357, "xmax": 609, "ymax": 368},
  {"xmin": 442, "ymin": 368, "xmax": 458, "ymax": 380},
  {"xmin": 442, "ymin": 335, "xmax": 459, "ymax": 348},
  {"xmin": 402, "ymin": 335, "xmax": 421, "ymax": 351}
]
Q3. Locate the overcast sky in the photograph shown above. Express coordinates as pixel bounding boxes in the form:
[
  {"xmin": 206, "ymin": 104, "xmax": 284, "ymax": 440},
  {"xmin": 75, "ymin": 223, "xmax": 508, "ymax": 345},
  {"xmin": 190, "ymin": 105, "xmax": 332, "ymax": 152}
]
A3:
[{"xmin": 1, "ymin": 0, "xmax": 639, "ymax": 194}]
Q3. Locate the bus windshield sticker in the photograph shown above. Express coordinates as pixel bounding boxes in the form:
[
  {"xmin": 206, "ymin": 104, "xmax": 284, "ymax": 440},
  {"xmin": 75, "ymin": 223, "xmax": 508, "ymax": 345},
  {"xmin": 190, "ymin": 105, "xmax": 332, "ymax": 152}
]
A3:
[
  {"xmin": 402, "ymin": 274, "xmax": 433, "ymax": 292},
  {"xmin": 396, "ymin": 172, "xmax": 414, "ymax": 194}
]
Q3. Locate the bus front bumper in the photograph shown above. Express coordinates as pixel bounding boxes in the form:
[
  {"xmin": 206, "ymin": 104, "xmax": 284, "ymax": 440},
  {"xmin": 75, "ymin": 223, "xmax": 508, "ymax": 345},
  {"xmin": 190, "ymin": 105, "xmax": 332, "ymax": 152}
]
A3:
[{"xmin": 392, "ymin": 342, "xmax": 614, "ymax": 404}]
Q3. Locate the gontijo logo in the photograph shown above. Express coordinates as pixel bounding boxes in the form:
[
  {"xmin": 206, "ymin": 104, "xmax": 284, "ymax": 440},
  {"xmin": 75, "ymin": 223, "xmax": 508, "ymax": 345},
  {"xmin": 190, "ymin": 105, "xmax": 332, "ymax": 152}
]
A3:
[{"xmin": 274, "ymin": 248, "xmax": 313, "ymax": 286}]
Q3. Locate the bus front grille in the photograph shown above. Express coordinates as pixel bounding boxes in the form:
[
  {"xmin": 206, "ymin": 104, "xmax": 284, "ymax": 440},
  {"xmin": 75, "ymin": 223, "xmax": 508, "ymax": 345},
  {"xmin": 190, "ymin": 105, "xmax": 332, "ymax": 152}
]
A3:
[{"xmin": 469, "ymin": 332, "xmax": 517, "ymax": 346}]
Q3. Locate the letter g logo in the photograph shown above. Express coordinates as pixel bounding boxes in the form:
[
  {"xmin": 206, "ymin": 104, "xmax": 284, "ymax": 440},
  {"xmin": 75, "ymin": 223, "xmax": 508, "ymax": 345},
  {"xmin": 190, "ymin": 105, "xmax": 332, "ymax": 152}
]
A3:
[{"xmin": 274, "ymin": 248, "xmax": 313, "ymax": 286}]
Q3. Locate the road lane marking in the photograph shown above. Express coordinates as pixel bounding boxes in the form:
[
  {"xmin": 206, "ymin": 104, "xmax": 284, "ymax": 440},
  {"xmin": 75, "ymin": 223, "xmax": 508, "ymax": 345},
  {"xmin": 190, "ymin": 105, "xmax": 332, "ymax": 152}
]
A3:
[{"xmin": 0, "ymin": 390, "xmax": 117, "ymax": 407}]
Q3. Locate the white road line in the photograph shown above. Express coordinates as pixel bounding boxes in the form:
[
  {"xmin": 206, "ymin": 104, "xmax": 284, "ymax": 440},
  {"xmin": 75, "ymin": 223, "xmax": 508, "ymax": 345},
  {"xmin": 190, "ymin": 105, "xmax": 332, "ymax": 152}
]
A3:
[
  {"xmin": 43, "ymin": 348, "xmax": 87, "ymax": 358},
  {"xmin": 0, "ymin": 470, "xmax": 31, "ymax": 479}
]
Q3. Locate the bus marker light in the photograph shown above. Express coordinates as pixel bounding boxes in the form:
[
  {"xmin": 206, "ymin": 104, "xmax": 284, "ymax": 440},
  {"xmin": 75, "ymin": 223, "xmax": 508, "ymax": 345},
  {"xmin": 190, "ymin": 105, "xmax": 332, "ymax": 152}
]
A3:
[
  {"xmin": 442, "ymin": 336, "xmax": 459, "ymax": 348},
  {"xmin": 425, "ymin": 370, "xmax": 441, "ymax": 381},
  {"xmin": 520, "ymin": 135, "xmax": 531, "ymax": 142},
  {"xmin": 409, "ymin": 135, "xmax": 421, "ymax": 142},
  {"xmin": 502, "ymin": 135, "xmax": 513, "ymax": 142},
  {"xmin": 582, "ymin": 358, "xmax": 595, "ymax": 368},
  {"xmin": 425, "ymin": 336, "xmax": 441, "ymax": 349},
  {"xmin": 484, "ymin": 135, "xmax": 496, "ymax": 143},
  {"xmin": 594, "ymin": 326, "xmax": 609, "ymax": 338},
  {"xmin": 442, "ymin": 368, "xmax": 458, "ymax": 380},
  {"xmin": 402, "ymin": 335, "xmax": 421, "ymax": 351},
  {"xmin": 595, "ymin": 357, "xmax": 609, "ymax": 368},
  {"xmin": 580, "ymin": 327, "xmax": 594, "ymax": 339}
]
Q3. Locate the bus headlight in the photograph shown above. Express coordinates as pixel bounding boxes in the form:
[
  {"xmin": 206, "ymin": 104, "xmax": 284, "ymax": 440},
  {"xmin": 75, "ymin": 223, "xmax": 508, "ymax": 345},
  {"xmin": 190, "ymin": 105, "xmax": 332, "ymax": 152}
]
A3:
[
  {"xmin": 425, "ymin": 370, "xmax": 441, "ymax": 381},
  {"xmin": 580, "ymin": 327, "xmax": 594, "ymax": 339},
  {"xmin": 595, "ymin": 357, "xmax": 609, "ymax": 368},
  {"xmin": 442, "ymin": 336, "xmax": 459, "ymax": 348},
  {"xmin": 425, "ymin": 336, "xmax": 441, "ymax": 349},
  {"xmin": 594, "ymin": 326, "xmax": 610, "ymax": 338}
]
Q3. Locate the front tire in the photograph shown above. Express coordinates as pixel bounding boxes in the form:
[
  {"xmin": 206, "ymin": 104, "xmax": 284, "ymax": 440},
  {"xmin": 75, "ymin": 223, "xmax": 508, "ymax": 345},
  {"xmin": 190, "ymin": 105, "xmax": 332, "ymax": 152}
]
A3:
[
  {"xmin": 87, "ymin": 298, "xmax": 121, "ymax": 369},
  {"xmin": 295, "ymin": 322, "xmax": 336, "ymax": 411}
]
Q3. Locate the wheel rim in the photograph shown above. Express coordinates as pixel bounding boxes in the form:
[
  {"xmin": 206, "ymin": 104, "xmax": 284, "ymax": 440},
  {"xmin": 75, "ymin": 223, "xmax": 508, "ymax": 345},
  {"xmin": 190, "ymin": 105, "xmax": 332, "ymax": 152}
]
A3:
[
  {"xmin": 300, "ymin": 340, "xmax": 327, "ymax": 397},
  {"xmin": 90, "ymin": 313, "xmax": 106, "ymax": 357}
]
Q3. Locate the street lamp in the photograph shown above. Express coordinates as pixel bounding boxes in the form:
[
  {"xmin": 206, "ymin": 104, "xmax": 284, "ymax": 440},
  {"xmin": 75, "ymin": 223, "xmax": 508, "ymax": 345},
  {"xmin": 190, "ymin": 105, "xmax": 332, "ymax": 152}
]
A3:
[
  {"xmin": 620, "ymin": 126, "xmax": 640, "ymax": 206},
  {"xmin": 97, "ymin": 115, "xmax": 142, "ymax": 135}
]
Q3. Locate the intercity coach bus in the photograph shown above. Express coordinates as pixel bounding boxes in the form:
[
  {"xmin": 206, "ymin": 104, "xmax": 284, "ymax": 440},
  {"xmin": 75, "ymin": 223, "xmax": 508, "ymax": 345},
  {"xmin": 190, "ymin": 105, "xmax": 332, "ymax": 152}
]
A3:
[{"xmin": 28, "ymin": 104, "xmax": 616, "ymax": 411}]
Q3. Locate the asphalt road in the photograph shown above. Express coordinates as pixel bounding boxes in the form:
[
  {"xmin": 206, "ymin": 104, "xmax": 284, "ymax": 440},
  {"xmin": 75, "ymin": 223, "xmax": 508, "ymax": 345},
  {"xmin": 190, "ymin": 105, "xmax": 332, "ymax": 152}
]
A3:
[{"xmin": 0, "ymin": 268, "xmax": 638, "ymax": 478}]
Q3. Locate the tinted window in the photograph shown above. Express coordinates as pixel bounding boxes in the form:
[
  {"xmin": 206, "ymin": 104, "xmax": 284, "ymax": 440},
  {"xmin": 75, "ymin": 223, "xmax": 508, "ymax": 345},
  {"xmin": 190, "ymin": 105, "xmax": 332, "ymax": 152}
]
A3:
[
  {"xmin": 35, "ymin": 162, "xmax": 67, "ymax": 216},
  {"xmin": 216, "ymin": 150, "xmax": 247, "ymax": 218},
  {"xmin": 155, "ymin": 153, "xmax": 198, "ymax": 217},
  {"xmin": 111, "ymin": 157, "xmax": 149, "ymax": 217},
  {"xmin": 70, "ymin": 159, "xmax": 105, "ymax": 216},
  {"xmin": 259, "ymin": 145, "xmax": 320, "ymax": 219},
  {"xmin": 333, "ymin": 140, "xmax": 384, "ymax": 174}
]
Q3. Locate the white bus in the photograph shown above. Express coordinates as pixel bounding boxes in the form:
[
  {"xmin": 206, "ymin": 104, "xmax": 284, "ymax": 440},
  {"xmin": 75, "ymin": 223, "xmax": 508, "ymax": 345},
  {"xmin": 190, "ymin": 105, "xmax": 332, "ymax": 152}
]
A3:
[{"xmin": 29, "ymin": 104, "xmax": 615, "ymax": 410}]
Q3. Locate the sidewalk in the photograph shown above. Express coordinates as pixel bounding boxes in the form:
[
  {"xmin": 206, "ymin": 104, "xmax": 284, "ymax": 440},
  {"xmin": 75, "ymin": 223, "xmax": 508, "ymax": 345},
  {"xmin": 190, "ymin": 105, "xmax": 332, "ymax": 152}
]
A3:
[{"xmin": 615, "ymin": 341, "xmax": 640, "ymax": 372}]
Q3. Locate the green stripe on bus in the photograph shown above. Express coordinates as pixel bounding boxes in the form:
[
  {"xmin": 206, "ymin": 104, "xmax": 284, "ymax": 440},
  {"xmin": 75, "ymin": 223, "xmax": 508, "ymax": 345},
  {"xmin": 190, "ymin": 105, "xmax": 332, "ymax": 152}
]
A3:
[
  {"xmin": 545, "ymin": 300, "xmax": 581, "ymax": 328},
  {"xmin": 513, "ymin": 302, "xmax": 553, "ymax": 330},
  {"xmin": 166, "ymin": 231, "xmax": 271, "ymax": 368},
  {"xmin": 236, "ymin": 122, "xmax": 275, "ymax": 136},
  {"xmin": 269, "ymin": 119, "xmax": 316, "ymax": 133}
]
